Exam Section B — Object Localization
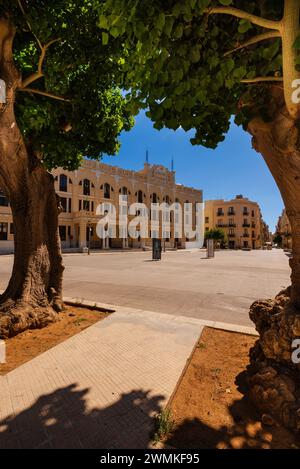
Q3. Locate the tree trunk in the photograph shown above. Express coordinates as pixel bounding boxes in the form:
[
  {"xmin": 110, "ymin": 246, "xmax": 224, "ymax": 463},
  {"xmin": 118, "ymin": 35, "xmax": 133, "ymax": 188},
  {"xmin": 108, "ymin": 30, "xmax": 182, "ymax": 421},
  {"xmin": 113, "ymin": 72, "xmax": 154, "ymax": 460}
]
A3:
[
  {"xmin": 246, "ymin": 89, "xmax": 300, "ymax": 431},
  {"xmin": 0, "ymin": 19, "xmax": 64, "ymax": 338}
]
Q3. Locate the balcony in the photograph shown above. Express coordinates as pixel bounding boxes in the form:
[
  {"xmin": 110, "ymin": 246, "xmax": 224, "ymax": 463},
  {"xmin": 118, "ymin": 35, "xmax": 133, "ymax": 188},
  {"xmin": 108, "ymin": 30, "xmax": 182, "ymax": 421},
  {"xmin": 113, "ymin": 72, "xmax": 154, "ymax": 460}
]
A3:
[
  {"xmin": 228, "ymin": 223, "xmax": 236, "ymax": 227},
  {"xmin": 217, "ymin": 223, "xmax": 228, "ymax": 228},
  {"xmin": 243, "ymin": 233, "xmax": 250, "ymax": 238},
  {"xmin": 243, "ymin": 223, "xmax": 250, "ymax": 227},
  {"xmin": 228, "ymin": 233, "xmax": 235, "ymax": 238},
  {"xmin": 217, "ymin": 211, "xmax": 224, "ymax": 217},
  {"xmin": 243, "ymin": 211, "xmax": 250, "ymax": 216},
  {"xmin": 251, "ymin": 223, "xmax": 256, "ymax": 228},
  {"xmin": 227, "ymin": 211, "xmax": 235, "ymax": 216}
]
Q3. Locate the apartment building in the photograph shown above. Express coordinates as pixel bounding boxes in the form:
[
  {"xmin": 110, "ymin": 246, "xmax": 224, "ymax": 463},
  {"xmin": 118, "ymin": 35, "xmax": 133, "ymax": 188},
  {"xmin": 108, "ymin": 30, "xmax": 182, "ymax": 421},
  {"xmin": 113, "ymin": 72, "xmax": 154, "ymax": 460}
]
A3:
[
  {"xmin": 276, "ymin": 209, "xmax": 292, "ymax": 249},
  {"xmin": 205, "ymin": 195, "xmax": 264, "ymax": 249}
]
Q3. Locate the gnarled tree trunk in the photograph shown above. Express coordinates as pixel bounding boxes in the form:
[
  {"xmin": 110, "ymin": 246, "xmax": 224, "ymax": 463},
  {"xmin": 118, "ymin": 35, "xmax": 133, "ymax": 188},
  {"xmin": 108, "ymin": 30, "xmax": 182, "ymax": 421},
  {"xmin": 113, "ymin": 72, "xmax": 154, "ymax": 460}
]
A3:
[
  {"xmin": 247, "ymin": 88, "xmax": 300, "ymax": 431},
  {"xmin": 0, "ymin": 19, "xmax": 64, "ymax": 338}
]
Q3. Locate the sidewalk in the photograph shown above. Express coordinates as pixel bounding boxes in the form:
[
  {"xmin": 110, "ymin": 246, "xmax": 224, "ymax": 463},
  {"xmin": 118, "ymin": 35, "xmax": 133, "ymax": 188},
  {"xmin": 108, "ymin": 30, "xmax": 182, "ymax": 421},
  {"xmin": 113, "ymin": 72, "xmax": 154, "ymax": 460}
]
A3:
[{"xmin": 0, "ymin": 308, "xmax": 205, "ymax": 449}]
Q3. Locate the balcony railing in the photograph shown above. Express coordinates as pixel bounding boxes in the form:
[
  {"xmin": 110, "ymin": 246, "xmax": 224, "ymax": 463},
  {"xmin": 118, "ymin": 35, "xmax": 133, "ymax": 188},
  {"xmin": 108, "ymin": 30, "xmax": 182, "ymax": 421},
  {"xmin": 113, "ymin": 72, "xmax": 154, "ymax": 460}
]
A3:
[
  {"xmin": 228, "ymin": 223, "xmax": 236, "ymax": 227},
  {"xmin": 228, "ymin": 233, "xmax": 235, "ymax": 238},
  {"xmin": 227, "ymin": 211, "xmax": 235, "ymax": 216},
  {"xmin": 243, "ymin": 223, "xmax": 250, "ymax": 227},
  {"xmin": 243, "ymin": 211, "xmax": 250, "ymax": 216},
  {"xmin": 243, "ymin": 233, "xmax": 250, "ymax": 238},
  {"xmin": 217, "ymin": 212, "xmax": 225, "ymax": 216}
]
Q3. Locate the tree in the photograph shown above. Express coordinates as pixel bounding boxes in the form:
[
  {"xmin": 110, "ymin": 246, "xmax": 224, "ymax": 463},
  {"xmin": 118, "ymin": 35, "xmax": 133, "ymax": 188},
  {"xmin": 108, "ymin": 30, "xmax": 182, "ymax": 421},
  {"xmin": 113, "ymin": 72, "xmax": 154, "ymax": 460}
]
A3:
[
  {"xmin": 0, "ymin": 0, "xmax": 133, "ymax": 338},
  {"xmin": 205, "ymin": 227, "xmax": 226, "ymax": 247},
  {"xmin": 99, "ymin": 0, "xmax": 300, "ymax": 430}
]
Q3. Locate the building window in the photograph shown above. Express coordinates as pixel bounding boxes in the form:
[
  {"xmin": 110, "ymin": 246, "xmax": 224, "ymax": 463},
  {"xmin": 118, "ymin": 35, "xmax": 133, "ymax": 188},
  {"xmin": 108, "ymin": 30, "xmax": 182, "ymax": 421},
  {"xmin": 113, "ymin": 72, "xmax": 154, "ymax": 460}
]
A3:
[
  {"xmin": 79, "ymin": 200, "xmax": 82, "ymax": 211},
  {"xmin": 104, "ymin": 183, "xmax": 111, "ymax": 199},
  {"xmin": 91, "ymin": 201, "xmax": 94, "ymax": 213},
  {"xmin": 83, "ymin": 200, "xmax": 90, "ymax": 211},
  {"xmin": 59, "ymin": 225, "xmax": 67, "ymax": 241},
  {"xmin": 83, "ymin": 179, "xmax": 90, "ymax": 196},
  {"xmin": 60, "ymin": 197, "xmax": 67, "ymax": 212},
  {"xmin": 251, "ymin": 210, "xmax": 255, "ymax": 217},
  {"xmin": 137, "ymin": 190, "xmax": 143, "ymax": 203},
  {"xmin": 0, "ymin": 190, "xmax": 9, "ymax": 207},
  {"xmin": 59, "ymin": 174, "xmax": 68, "ymax": 192},
  {"xmin": 229, "ymin": 218, "xmax": 234, "ymax": 226},
  {"xmin": 205, "ymin": 217, "xmax": 209, "ymax": 224},
  {"xmin": 217, "ymin": 208, "xmax": 224, "ymax": 216},
  {"xmin": 120, "ymin": 186, "xmax": 128, "ymax": 195},
  {"xmin": 228, "ymin": 206, "xmax": 235, "ymax": 215},
  {"xmin": 10, "ymin": 223, "xmax": 14, "ymax": 234},
  {"xmin": 152, "ymin": 193, "xmax": 158, "ymax": 203},
  {"xmin": 0, "ymin": 222, "xmax": 8, "ymax": 240},
  {"xmin": 68, "ymin": 198, "xmax": 72, "ymax": 213}
]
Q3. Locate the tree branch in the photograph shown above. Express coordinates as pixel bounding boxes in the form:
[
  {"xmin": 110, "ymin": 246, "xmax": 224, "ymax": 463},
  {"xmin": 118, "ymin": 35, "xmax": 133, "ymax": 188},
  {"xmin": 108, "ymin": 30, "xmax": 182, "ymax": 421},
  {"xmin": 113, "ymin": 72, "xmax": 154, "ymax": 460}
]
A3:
[
  {"xmin": 241, "ymin": 77, "xmax": 283, "ymax": 84},
  {"xmin": 17, "ymin": 0, "xmax": 43, "ymax": 50},
  {"xmin": 21, "ymin": 38, "xmax": 61, "ymax": 88},
  {"xmin": 204, "ymin": 6, "xmax": 282, "ymax": 31},
  {"xmin": 224, "ymin": 31, "xmax": 281, "ymax": 56},
  {"xmin": 18, "ymin": 87, "xmax": 70, "ymax": 102}
]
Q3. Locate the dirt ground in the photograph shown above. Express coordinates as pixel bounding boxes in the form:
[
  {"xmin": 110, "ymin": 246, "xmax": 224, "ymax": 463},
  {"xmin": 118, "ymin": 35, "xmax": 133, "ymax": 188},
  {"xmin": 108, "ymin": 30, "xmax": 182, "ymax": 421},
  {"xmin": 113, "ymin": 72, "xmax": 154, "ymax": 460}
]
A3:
[
  {"xmin": 0, "ymin": 305, "xmax": 110, "ymax": 375},
  {"xmin": 166, "ymin": 327, "xmax": 298, "ymax": 449}
]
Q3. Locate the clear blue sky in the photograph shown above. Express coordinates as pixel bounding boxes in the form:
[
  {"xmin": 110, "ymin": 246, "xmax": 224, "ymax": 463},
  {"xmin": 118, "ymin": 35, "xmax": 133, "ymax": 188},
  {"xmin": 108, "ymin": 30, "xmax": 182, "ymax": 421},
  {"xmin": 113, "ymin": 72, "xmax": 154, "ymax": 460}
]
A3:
[{"xmin": 101, "ymin": 111, "xmax": 283, "ymax": 232}]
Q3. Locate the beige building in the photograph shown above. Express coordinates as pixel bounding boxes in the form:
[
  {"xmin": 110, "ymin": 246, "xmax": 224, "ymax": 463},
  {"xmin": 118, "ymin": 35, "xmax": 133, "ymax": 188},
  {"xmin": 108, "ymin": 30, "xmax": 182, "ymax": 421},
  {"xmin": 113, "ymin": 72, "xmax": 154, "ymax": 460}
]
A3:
[
  {"xmin": 0, "ymin": 160, "xmax": 203, "ymax": 252},
  {"xmin": 205, "ymin": 195, "xmax": 264, "ymax": 249},
  {"xmin": 276, "ymin": 209, "xmax": 292, "ymax": 249}
]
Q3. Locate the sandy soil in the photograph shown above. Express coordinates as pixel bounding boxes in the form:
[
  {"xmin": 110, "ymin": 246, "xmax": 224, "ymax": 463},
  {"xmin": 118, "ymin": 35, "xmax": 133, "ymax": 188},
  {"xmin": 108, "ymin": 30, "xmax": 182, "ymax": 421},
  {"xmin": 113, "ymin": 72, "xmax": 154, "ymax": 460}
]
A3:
[
  {"xmin": 166, "ymin": 327, "xmax": 298, "ymax": 449},
  {"xmin": 0, "ymin": 305, "xmax": 110, "ymax": 375}
]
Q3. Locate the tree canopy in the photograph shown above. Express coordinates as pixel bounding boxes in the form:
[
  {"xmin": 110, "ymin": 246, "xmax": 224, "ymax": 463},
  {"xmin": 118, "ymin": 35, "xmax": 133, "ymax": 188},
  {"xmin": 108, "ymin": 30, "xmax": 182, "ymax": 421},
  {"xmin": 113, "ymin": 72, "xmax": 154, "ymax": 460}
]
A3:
[
  {"xmin": 98, "ymin": 0, "xmax": 299, "ymax": 147},
  {"xmin": 1, "ymin": 0, "xmax": 133, "ymax": 170}
]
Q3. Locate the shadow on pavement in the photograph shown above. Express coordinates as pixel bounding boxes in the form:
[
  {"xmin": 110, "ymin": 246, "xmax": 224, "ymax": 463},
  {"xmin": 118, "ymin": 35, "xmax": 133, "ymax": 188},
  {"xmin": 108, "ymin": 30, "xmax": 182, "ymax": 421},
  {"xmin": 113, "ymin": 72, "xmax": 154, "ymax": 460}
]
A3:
[{"xmin": 0, "ymin": 384, "xmax": 164, "ymax": 449}]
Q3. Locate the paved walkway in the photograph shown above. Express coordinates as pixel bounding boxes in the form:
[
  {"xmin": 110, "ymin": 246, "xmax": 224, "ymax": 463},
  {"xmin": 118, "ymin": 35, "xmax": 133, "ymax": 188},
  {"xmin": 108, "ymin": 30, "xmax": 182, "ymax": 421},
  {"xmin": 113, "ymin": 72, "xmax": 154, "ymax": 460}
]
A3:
[{"xmin": 0, "ymin": 308, "xmax": 206, "ymax": 449}]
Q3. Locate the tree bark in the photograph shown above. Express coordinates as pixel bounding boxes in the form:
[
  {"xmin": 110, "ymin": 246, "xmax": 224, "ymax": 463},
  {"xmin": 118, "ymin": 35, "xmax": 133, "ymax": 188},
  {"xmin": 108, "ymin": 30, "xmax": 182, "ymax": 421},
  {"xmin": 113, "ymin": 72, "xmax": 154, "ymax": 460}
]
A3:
[
  {"xmin": 247, "ymin": 88, "xmax": 300, "ymax": 431},
  {"xmin": 0, "ymin": 18, "xmax": 64, "ymax": 338},
  {"xmin": 248, "ymin": 89, "xmax": 300, "ymax": 308}
]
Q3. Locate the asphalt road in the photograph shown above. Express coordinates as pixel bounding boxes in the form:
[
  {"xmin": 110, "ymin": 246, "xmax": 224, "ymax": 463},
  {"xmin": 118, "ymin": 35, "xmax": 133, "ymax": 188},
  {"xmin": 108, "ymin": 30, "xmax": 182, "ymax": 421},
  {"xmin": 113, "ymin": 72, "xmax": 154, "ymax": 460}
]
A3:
[{"xmin": 0, "ymin": 249, "xmax": 290, "ymax": 327}]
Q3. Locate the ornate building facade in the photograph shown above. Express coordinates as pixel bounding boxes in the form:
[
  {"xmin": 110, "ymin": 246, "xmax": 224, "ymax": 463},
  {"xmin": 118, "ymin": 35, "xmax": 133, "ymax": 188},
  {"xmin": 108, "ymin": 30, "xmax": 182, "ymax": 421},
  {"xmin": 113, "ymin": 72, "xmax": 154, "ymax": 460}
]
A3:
[{"xmin": 0, "ymin": 160, "xmax": 203, "ymax": 252}]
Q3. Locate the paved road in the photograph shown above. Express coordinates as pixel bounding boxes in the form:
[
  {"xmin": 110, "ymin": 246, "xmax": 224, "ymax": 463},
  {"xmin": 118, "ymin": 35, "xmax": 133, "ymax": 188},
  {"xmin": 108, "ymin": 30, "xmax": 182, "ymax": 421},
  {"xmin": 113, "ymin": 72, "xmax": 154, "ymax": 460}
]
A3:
[{"xmin": 0, "ymin": 249, "xmax": 290, "ymax": 327}]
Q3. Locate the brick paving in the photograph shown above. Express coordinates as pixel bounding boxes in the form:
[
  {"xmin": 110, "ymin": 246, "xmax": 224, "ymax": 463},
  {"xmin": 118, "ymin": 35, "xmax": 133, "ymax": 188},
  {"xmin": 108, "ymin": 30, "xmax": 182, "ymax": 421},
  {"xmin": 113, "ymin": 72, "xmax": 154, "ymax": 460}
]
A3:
[{"xmin": 0, "ymin": 308, "xmax": 204, "ymax": 449}]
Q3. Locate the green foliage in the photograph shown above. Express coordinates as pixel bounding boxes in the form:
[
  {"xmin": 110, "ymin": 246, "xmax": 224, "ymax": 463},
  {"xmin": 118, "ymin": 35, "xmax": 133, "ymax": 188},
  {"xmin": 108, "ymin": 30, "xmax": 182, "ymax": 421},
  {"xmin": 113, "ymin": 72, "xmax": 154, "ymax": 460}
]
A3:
[
  {"xmin": 0, "ymin": 0, "xmax": 134, "ymax": 170},
  {"xmin": 153, "ymin": 409, "xmax": 174, "ymax": 444},
  {"xmin": 205, "ymin": 228, "xmax": 226, "ymax": 241},
  {"xmin": 98, "ymin": 0, "xmax": 285, "ymax": 149}
]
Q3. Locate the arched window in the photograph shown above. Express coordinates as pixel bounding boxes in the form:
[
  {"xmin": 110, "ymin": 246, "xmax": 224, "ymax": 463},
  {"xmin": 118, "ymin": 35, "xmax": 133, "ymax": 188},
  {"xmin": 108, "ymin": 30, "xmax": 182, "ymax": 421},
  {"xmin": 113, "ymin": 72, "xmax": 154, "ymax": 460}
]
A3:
[
  {"xmin": 59, "ymin": 174, "xmax": 68, "ymax": 192},
  {"xmin": 83, "ymin": 179, "xmax": 90, "ymax": 196},
  {"xmin": 119, "ymin": 186, "xmax": 128, "ymax": 195},
  {"xmin": 137, "ymin": 190, "xmax": 143, "ymax": 203},
  {"xmin": 152, "ymin": 193, "xmax": 158, "ymax": 203},
  {"xmin": 165, "ymin": 195, "xmax": 170, "ymax": 204},
  {"xmin": 104, "ymin": 183, "xmax": 111, "ymax": 199}
]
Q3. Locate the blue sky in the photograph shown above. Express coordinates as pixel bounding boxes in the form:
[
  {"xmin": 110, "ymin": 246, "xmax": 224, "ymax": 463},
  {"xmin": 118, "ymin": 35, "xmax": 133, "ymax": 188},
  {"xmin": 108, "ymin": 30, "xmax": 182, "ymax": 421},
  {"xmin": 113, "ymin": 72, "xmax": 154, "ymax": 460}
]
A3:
[{"xmin": 101, "ymin": 111, "xmax": 283, "ymax": 231}]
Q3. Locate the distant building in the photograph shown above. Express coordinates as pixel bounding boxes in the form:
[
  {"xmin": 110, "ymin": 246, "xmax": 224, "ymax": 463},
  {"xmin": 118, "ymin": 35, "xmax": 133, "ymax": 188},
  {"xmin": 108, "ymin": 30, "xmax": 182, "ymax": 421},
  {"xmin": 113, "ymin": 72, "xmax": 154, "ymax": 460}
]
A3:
[
  {"xmin": 0, "ymin": 160, "xmax": 203, "ymax": 252},
  {"xmin": 204, "ymin": 195, "xmax": 265, "ymax": 249},
  {"xmin": 276, "ymin": 209, "xmax": 292, "ymax": 249}
]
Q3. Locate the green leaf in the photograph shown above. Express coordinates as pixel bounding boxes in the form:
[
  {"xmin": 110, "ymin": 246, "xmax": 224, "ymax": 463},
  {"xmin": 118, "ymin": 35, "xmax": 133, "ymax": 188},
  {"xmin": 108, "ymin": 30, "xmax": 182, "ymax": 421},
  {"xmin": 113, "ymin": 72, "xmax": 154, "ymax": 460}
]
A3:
[
  {"xmin": 99, "ymin": 15, "xmax": 108, "ymax": 30},
  {"xmin": 102, "ymin": 32, "xmax": 109, "ymax": 45},
  {"xmin": 238, "ymin": 20, "xmax": 252, "ymax": 34},
  {"xmin": 293, "ymin": 35, "xmax": 300, "ymax": 50}
]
